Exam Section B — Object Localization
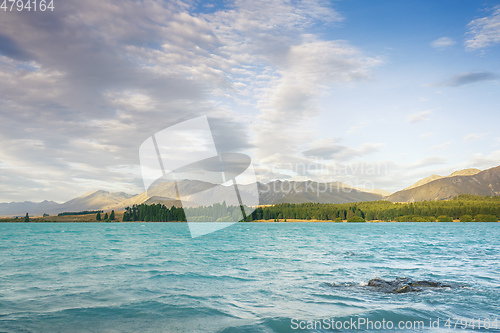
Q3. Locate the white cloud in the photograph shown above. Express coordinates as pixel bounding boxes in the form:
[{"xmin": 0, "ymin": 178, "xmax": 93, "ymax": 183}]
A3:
[
  {"xmin": 430, "ymin": 141, "xmax": 452, "ymax": 150},
  {"xmin": 431, "ymin": 37, "xmax": 456, "ymax": 49},
  {"xmin": 420, "ymin": 132, "xmax": 433, "ymax": 140},
  {"xmin": 464, "ymin": 133, "xmax": 485, "ymax": 141},
  {"xmin": 407, "ymin": 110, "xmax": 432, "ymax": 123},
  {"xmin": 0, "ymin": 0, "xmax": 371, "ymax": 201},
  {"xmin": 6, "ymin": 0, "xmax": 492, "ymax": 201},
  {"xmin": 347, "ymin": 121, "xmax": 369, "ymax": 135},
  {"xmin": 193, "ymin": 0, "xmax": 382, "ymax": 167},
  {"xmin": 412, "ymin": 156, "xmax": 448, "ymax": 168},
  {"xmin": 0, "ymin": 0, "xmax": 239, "ymax": 201},
  {"xmin": 466, "ymin": 150, "xmax": 500, "ymax": 169},
  {"xmin": 253, "ymin": 40, "xmax": 381, "ymax": 160},
  {"xmin": 106, "ymin": 90, "xmax": 156, "ymax": 111},
  {"xmin": 465, "ymin": 6, "xmax": 500, "ymax": 50}
]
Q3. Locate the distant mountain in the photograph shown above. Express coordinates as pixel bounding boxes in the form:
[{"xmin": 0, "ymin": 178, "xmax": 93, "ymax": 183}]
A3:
[
  {"xmin": 110, "ymin": 191, "xmax": 151, "ymax": 210},
  {"xmin": 405, "ymin": 174, "xmax": 443, "ymax": 190},
  {"xmin": 59, "ymin": 190, "xmax": 134, "ymax": 212},
  {"xmin": 112, "ymin": 179, "xmax": 258, "ymax": 209},
  {"xmin": 0, "ymin": 191, "xmax": 135, "ymax": 217},
  {"xmin": 404, "ymin": 168, "xmax": 481, "ymax": 190},
  {"xmin": 387, "ymin": 166, "xmax": 500, "ymax": 202},
  {"xmin": 257, "ymin": 180, "xmax": 383, "ymax": 204},
  {"xmin": 108, "ymin": 179, "xmax": 384, "ymax": 211},
  {"xmin": 0, "ymin": 200, "xmax": 60, "ymax": 217},
  {"xmin": 343, "ymin": 185, "xmax": 391, "ymax": 197},
  {"xmin": 0, "ymin": 179, "xmax": 389, "ymax": 217},
  {"xmin": 110, "ymin": 180, "xmax": 198, "ymax": 210},
  {"xmin": 449, "ymin": 168, "xmax": 482, "ymax": 177}
]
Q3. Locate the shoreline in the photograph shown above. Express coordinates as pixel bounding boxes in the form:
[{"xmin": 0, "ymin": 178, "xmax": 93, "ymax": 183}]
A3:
[{"xmin": 1, "ymin": 220, "xmax": 498, "ymax": 223}]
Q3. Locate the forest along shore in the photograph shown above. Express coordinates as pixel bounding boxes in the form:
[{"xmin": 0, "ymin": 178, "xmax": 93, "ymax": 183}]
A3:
[{"xmin": 3, "ymin": 194, "xmax": 498, "ymax": 223}]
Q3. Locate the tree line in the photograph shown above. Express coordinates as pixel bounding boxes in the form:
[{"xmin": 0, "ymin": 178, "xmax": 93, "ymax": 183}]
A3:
[
  {"xmin": 59, "ymin": 210, "xmax": 103, "ymax": 216},
  {"xmin": 96, "ymin": 210, "xmax": 115, "ymax": 221},
  {"xmin": 121, "ymin": 195, "xmax": 500, "ymax": 222},
  {"xmin": 250, "ymin": 194, "xmax": 500, "ymax": 222},
  {"xmin": 122, "ymin": 202, "xmax": 246, "ymax": 222},
  {"xmin": 122, "ymin": 204, "xmax": 186, "ymax": 222}
]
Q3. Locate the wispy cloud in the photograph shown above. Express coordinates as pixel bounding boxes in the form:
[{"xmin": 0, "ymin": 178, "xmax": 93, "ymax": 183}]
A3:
[
  {"xmin": 302, "ymin": 145, "xmax": 345, "ymax": 159},
  {"xmin": 0, "ymin": 0, "xmax": 257, "ymax": 201},
  {"xmin": 208, "ymin": 0, "xmax": 384, "ymax": 164},
  {"xmin": 347, "ymin": 121, "xmax": 369, "ymax": 135},
  {"xmin": 430, "ymin": 141, "xmax": 452, "ymax": 150},
  {"xmin": 465, "ymin": 6, "xmax": 500, "ymax": 50},
  {"xmin": 420, "ymin": 132, "xmax": 433, "ymax": 140},
  {"xmin": 407, "ymin": 110, "xmax": 432, "ymax": 123},
  {"xmin": 427, "ymin": 72, "xmax": 499, "ymax": 87},
  {"xmin": 431, "ymin": 36, "xmax": 456, "ymax": 49},
  {"xmin": 413, "ymin": 156, "xmax": 448, "ymax": 168},
  {"xmin": 302, "ymin": 140, "xmax": 383, "ymax": 160},
  {"xmin": 466, "ymin": 150, "xmax": 500, "ymax": 169},
  {"xmin": 464, "ymin": 133, "xmax": 485, "ymax": 142},
  {"xmin": 253, "ymin": 40, "xmax": 381, "ymax": 160},
  {"xmin": 1, "ymin": 0, "xmax": 498, "ymax": 201},
  {"xmin": 0, "ymin": 0, "xmax": 382, "ymax": 201}
]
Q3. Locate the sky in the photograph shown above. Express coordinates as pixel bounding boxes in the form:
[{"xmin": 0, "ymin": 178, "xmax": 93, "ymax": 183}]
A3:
[{"xmin": 1, "ymin": 0, "xmax": 500, "ymax": 202}]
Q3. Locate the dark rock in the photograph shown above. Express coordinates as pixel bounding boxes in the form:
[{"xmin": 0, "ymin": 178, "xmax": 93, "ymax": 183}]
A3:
[
  {"xmin": 393, "ymin": 285, "xmax": 421, "ymax": 293},
  {"xmin": 369, "ymin": 278, "xmax": 453, "ymax": 293},
  {"xmin": 330, "ymin": 277, "xmax": 455, "ymax": 294},
  {"xmin": 409, "ymin": 280, "xmax": 451, "ymax": 288}
]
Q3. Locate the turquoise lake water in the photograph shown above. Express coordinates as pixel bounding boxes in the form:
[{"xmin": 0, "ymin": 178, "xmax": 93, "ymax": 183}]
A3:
[{"xmin": 0, "ymin": 222, "xmax": 499, "ymax": 332}]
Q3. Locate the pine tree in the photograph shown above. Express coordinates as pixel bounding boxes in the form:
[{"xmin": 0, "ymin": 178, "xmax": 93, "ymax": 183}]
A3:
[
  {"xmin": 96, "ymin": 212, "xmax": 101, "ymax": 221},
  {"xmin": 110, "ymin": 210, "xmax": 115, "ymax": 220},
  {"xmin": 24, "ymin": 213, "xmax": 29, "ymax": 222},
  {"xmin": 104, "ymin": 213, "xmax": 109, "ymax": 220}
]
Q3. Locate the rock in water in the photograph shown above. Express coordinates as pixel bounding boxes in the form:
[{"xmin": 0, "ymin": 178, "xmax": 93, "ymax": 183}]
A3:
[
  {"xmin": 366, "ymin": 277, "xmax": 450, "ymax": 293},
  {"xmin": 394, "ymin": 285, "xmax": 420, "ymax": 293},
  {"xmin": 326, "ymin": 277, "xmax": 457, "ymax": 294}
]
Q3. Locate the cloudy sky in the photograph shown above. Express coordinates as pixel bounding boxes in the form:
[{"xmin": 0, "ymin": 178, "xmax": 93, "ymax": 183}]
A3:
[{"xmin": 1, "ymin": 0, "xmax": 500, "ymax": 202}]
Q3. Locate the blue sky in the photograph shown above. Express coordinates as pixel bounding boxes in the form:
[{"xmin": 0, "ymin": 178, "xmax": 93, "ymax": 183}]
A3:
[{"xmin": 0, "ymin": 0, "xmax": 499, "ymax": 202}]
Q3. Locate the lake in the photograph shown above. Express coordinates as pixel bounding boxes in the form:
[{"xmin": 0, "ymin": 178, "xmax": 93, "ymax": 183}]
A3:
[{"xmin": 0, "ymin": 222, "xmax": 499, "ymax": 332}]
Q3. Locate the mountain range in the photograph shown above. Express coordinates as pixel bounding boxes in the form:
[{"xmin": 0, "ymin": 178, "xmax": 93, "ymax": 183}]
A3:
[
  {"xmin": 1, "ymin": 165, "xmax": 499, "ymax": 217},
  {"xmin": 387, "ymin": 165, "xmax": 500, "ymax": 202},
  {"xmin": 0, "ymin": 180, "xmax": 386, "ymax": 217},
  {"xmin": 0, "ymin": 190, "xmax": 134, "ymax": 217},
  {"xmin": 403, "ymin": 168, "xmax": 481, "ymax": 190}
]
